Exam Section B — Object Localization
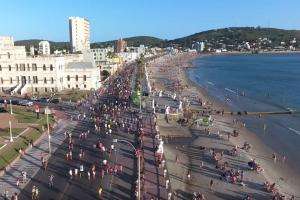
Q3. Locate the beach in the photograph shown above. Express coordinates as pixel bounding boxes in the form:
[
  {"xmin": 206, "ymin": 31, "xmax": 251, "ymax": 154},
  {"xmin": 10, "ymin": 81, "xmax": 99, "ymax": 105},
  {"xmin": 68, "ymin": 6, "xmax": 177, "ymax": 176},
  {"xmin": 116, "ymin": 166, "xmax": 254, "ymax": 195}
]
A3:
[{"xmin": 147, "ymin": 52, "xmax": 300, "ymax": 199}]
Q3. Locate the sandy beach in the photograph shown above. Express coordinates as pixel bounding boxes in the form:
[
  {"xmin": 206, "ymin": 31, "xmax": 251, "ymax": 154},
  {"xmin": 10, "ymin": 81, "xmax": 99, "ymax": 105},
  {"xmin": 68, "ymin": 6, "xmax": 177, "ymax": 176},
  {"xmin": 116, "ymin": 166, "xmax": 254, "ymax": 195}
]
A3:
[{"xmin": 147, "ymin": 52, "xmax": 300, "ymax": 199}]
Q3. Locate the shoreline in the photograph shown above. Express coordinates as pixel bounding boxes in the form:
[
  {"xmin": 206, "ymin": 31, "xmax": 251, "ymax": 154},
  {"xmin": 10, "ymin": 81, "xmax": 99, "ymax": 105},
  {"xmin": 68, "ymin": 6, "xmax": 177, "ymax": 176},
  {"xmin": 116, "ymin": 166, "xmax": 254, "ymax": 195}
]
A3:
[
  {"xmin": 148, "ymin": 52, "xmax": 299, "ymax": 199},
  {"xmin": 186, "ymin": 55, "xmax": 300, "ymax": 196}
]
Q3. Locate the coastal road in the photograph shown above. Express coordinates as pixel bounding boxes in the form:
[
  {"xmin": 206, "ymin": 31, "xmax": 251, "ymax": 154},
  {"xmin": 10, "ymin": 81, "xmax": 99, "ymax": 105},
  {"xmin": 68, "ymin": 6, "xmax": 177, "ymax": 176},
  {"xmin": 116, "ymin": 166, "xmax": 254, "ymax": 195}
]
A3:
[{"xmin": 18, "ymin": 66, "xmax": 139, "ymax": 200}]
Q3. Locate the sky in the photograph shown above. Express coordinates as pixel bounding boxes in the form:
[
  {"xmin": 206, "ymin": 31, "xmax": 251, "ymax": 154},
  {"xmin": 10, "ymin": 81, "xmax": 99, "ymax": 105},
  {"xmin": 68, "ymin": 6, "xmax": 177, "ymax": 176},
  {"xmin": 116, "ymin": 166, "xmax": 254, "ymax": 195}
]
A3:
[{"xmin": 0, "ymin": 0, "xmax": 299, "ymax": 42}]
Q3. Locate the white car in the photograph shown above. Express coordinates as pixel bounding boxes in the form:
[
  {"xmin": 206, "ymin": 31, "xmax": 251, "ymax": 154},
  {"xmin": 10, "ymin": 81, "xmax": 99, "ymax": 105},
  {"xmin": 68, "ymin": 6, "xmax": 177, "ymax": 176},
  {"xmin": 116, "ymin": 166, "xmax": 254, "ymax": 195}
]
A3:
[{"xmin": 19, "ymin": 100, "xmax": 34, "ymax": 107}]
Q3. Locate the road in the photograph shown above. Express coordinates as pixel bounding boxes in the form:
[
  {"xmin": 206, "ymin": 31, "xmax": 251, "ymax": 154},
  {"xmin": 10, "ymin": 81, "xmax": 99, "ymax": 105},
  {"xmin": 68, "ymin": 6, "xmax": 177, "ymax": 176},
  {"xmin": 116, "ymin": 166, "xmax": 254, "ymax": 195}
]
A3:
[{"xmin": 17, "ymin": 64, "xmax": 139, "ymax": 200}]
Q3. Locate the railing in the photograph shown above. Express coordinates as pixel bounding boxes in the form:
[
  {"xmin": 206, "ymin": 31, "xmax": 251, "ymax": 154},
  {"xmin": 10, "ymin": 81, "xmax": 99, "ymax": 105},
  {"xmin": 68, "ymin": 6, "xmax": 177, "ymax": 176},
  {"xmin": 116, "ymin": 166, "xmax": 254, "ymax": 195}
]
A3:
[{"xmin": 10, "ymin": 83, "xmax": 22, "ymax": 95}]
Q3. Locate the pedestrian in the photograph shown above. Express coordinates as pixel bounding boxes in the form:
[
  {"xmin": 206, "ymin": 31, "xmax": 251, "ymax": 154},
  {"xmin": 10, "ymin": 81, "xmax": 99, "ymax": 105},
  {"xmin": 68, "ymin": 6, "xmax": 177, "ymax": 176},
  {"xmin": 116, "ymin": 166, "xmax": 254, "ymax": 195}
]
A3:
[
  {"xmin": 16, "ymin": 178, "xmax": 20, "ymax": 187},
  {"xmin": 209, "ymin": 179, "xmax": 214, "ymax": 191},
  {"xmin": 49, "ymin": 174, "xmax": 54, "ymax": 188},
  {"xmin": 69, "ymin": 169, "xmax": 73, "ymax": 179}
]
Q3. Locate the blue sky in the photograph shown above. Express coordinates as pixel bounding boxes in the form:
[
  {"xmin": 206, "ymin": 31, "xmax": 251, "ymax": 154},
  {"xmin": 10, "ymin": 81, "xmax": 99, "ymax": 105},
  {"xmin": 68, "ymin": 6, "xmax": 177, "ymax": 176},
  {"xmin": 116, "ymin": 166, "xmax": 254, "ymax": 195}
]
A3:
[{"xmin": 0, "ymin": 0, "xmax": 299, "ymax": 42}]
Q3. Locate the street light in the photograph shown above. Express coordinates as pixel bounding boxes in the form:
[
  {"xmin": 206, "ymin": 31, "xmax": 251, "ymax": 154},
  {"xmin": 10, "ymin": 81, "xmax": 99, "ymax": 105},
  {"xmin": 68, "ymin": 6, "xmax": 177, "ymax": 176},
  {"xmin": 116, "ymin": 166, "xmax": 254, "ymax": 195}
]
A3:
[
  {"xmin": 9, "ymin": 120, "xmax": 13, "ymax": 142},
  {"xmin": 44, "ymin": 106, "xmax": 51, "ymax": 154},
  {"xmin": 113, "ymin": 139, "xmax": 141, "ymax": 200},
  {"xmin": 9, "ymin": 99, "xmax": 13, "ymax": 114}
]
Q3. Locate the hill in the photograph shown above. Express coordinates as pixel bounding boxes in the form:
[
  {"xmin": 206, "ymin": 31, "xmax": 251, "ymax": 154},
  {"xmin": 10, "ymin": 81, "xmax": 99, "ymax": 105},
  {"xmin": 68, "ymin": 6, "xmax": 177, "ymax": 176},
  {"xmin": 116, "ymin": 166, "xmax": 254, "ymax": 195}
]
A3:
[
  {"xmin": 14, "ymin": 40, "xmax": 70, "ymax": 52},
  {"xmin": 91, "ymin": 36, "xmax": 166, "ymax": 48},
  {"xmin": 168, "ymin": 27, "xmax": 300, "ymax": 48},
  {"xmin": 14, "ymin": 27, "xmax": 300, "ymax": 50}
]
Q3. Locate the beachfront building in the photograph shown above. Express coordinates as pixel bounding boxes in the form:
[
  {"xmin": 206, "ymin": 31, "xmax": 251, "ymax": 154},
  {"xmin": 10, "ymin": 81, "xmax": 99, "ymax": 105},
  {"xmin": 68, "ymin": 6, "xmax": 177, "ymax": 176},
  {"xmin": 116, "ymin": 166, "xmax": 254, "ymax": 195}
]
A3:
[
  {"xmin": 91, "ymin": 47, "xmax": 114, "ymax": 66},
  {"xmin": 0, "ymin": 36, "xmax": 100, "ymax": 95},
  {"xmin": 69, "ymin": 16, "xmax": 90, "ymax": 53},
  {"xmin": 38, "ymin": 41, "xmax": 50, "ymax": 55}
]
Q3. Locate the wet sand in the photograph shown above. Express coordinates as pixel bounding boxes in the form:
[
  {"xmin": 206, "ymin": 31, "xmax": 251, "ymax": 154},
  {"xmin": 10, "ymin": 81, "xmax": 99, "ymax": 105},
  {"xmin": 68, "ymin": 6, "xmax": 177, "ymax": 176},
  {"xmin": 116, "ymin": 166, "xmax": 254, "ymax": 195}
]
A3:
[{"xmin": 147, "ymin": 52, "xmax": 300, "ymax": 199}]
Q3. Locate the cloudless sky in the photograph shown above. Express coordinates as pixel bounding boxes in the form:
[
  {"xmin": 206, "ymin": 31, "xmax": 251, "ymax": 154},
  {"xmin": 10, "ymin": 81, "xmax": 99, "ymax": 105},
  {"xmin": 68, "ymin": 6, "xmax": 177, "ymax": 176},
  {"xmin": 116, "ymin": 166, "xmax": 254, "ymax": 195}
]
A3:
[{"xmin": 0, "ymin": 0, "xmax": 299, "ymax": 42}]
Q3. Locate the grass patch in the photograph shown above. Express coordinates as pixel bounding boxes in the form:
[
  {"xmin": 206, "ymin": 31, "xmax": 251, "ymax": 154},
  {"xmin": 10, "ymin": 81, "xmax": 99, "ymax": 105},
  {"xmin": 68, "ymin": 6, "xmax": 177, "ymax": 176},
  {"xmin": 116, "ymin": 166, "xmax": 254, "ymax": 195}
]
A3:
[
  {"xmin": 0, "ymin": 107, "xmax": 55, "ymax": 170},
  {"xmin": 13, "ymin": 107, "xmax": 38, "ymax": 124},
  {"xmin": 55, "ymin": 89, "xmax": 91, "ymax": 102},
  {"xmin": 132, "ymin": 90, "xmax": 141, "ymax": 107},
  {"xmin": 0, "ymin": 128, "xmax": 26, "ymax": 138},
  {"xmin": 0, "ymin": 128, "xmax": 42, "ymax": 170}
]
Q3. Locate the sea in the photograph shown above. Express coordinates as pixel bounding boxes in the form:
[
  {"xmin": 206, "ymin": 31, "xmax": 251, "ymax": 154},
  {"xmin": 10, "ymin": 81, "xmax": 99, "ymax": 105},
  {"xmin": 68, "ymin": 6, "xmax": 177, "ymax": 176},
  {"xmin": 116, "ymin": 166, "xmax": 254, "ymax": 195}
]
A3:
[{"xmin": 187, "ymin": 53, "xmax": 300, "ymax": 174}]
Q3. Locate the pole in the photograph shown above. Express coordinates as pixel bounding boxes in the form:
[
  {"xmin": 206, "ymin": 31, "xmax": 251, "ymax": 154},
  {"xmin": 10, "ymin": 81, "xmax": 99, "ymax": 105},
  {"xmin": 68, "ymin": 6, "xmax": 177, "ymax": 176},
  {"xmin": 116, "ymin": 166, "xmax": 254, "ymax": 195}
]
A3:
[
  {"xmin": 10, "ymin": 99, "xmax": 13, "ymax": 114},
  {"xmin": 138, "ymin": 154, "xmax": 141, "ymax": 200},
  {"xmin": 139, "ymin": 95, "xmax": 142, "ymax": 113},
  {"xmin": 47, "ymin": 112, "xmax": 51, "ymax": 154},
  {"xmin": 9, "ymin": 120, "xmax": 13, "ymax": 142}
]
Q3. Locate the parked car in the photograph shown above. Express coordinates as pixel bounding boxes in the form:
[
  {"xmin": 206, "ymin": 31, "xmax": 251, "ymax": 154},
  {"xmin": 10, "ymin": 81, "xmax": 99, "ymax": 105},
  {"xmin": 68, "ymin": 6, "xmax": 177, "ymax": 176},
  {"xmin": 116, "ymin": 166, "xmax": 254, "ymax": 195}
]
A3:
[
  {"xmin": 19, "ymin": 100, "xmax": 34, "ymax": 106},
  {"xmin": 37, "ymin": 97, "xmax": 49, "ymax": 103},
  {"xmin": 49, "ymin": 98, "xmax": 61, "ymax": 104}
]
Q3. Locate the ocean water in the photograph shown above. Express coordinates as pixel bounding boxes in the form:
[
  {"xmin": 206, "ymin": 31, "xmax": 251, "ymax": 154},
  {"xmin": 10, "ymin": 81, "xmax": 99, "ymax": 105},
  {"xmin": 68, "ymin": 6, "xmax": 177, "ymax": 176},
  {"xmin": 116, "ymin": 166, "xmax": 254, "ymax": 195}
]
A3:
[{"xmin": 187, "ymin": 53, "xmax": 300, "ymax": 173}]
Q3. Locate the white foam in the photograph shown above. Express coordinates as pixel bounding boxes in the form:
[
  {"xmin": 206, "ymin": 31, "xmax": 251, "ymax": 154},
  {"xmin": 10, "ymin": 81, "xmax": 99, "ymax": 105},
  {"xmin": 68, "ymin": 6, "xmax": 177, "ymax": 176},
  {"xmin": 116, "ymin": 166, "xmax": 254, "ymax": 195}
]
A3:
[
  {"xmin": 288, "ymin": 127, "xmax": 300, "ymax": 136},
  {"xmin": 207, "ymin": 81, "xmax": 215, "ymax": 86},
  {"xmin": 225, "ymin": 87, "xmax": 236, "ymax": 94}
]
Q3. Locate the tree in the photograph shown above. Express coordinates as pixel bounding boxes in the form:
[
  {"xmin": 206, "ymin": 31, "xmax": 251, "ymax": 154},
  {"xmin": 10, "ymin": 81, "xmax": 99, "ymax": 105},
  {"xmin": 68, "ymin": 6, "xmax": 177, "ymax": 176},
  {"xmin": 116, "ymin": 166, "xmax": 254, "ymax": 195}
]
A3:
[{"xmin": 102, "ymin": 70, "xmax": 110, "ymax": 80}]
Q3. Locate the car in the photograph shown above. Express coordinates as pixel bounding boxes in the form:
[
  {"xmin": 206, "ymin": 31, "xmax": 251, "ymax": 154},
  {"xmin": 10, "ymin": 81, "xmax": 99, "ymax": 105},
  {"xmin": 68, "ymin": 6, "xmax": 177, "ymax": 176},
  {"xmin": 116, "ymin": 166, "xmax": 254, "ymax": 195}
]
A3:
[
  {"xmin": 49, "ymin": 98, "xmax": 61, "ymax": 104},
  {"xmin": 19, "ymin": 100, "xmax": 34, "ymax": 106},
  {"xmin": 37, "ymin": 97, "xmax": 49, "ymax": 103}
]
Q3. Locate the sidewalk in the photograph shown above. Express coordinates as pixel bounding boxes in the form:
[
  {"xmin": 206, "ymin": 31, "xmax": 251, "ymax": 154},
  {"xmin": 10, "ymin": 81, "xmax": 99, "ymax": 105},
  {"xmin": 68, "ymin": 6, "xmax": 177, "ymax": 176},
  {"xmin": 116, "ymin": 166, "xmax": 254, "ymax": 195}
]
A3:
[
  {"xmin": 141, "ymin": 114, "xmax": 168, "ymax": 200},
  {"xmin": 0, "ymin": 118, "xmax": 76, "ymax": 198}
]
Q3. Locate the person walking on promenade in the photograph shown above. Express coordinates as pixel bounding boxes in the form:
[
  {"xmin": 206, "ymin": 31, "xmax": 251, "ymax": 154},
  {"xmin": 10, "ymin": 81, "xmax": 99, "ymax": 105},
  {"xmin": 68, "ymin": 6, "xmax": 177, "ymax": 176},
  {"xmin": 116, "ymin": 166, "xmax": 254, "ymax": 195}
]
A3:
[
  {"xmin": 209, "ymin": 179, "xmax": 214, "ymax": 191},
  {"xmin": 49, "ymin": 174, "xmax": 54, "ymax": 188}
]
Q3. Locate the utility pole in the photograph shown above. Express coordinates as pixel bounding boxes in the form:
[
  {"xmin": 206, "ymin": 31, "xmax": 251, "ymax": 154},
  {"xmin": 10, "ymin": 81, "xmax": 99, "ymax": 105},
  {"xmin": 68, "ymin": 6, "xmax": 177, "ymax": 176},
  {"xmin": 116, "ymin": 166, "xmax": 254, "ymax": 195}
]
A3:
[
  {"xmin": 45, "ymin": 106, "xmax": 51, "ymax": 154},
  {"xmin": 9, "ymin": 120, "xmax": 13, "ymax": 142},
  {"xmin": 9, "ymin": 99, "xmax": 13, "ymax": 114}
]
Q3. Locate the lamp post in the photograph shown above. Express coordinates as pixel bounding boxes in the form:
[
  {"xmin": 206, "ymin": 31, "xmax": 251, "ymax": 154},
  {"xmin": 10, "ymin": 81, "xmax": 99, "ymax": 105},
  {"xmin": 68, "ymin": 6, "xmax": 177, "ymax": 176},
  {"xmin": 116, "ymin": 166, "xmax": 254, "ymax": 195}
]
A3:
[
  {"xmin": 45, "ymin": 106, "xmax": 51, "ymax": 154},
  {"xmin": 9, "ymin": 120, "xmax": 13, "ymax": 142},
  {"xmin": 9, "ymin": 99, "xmax": 13, "ymax": 114},
  {"xmin": 113, "ymin": 139, "xmax": 141, "ymax": 200}
]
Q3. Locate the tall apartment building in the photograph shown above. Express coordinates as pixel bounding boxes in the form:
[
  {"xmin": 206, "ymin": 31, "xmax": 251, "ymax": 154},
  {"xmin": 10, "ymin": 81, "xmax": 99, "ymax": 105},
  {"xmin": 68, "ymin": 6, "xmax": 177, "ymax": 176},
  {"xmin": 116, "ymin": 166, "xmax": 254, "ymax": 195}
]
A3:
[
  {"xmin": 38, "ymin": 41, "xmax": 50, "ymax": 55},
  {"xmin": 69, "ymin": 17, "xmax": 90, "ymax": 53}
]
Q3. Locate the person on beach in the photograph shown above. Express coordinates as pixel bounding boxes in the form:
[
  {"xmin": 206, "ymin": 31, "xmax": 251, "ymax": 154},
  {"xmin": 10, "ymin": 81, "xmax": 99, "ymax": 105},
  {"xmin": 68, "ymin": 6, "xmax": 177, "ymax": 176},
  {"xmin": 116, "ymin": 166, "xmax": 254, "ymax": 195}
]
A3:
[{"xmin": 272, "ymin": 153, "xmax": 277, "ymax": 163}]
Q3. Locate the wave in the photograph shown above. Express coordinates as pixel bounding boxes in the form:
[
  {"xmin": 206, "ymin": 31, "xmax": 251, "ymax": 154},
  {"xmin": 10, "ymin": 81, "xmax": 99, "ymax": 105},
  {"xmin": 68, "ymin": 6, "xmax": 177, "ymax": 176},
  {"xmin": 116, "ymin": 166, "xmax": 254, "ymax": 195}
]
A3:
[
  {"xmin": 207, "ymin": 81, "xmax": 215, "ymax": 86},
  {"xmin": 288, "ymin": 127, "xmax": 300, "ymax": 136},
  {"xmin": 225, "ymin": 87, "xmax": 237, "ymax": 94}
]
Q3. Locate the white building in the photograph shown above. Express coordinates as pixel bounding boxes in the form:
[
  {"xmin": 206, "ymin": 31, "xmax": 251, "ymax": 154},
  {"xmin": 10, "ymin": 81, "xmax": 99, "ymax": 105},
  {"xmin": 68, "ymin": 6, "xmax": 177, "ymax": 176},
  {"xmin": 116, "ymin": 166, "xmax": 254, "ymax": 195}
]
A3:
[
  {"xmin": 38, "ymin": 41, "xmax": 50, "ymax": 55},
  {"xmin": 0, "ymin": 37, "xmax": 100, "ymax": 95},
  {"xmin": 69, "ymin": 17, "xmax": 90, "ymax": 53},
  {"xmin": 91, "ymin": 47, "xmax": 114, "ymax": 66}
]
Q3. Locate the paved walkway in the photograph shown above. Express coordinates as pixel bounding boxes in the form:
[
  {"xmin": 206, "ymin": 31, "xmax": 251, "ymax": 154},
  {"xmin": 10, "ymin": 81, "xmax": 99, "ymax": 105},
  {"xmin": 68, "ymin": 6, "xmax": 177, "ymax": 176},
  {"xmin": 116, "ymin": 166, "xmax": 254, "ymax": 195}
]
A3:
[
  {"xmin": 0, "ymin": 118, "xmax": 77, "ymax": 198},
  {"xmin": 141, "ymin": 114, "xmax": 168, "ymax": 199}
]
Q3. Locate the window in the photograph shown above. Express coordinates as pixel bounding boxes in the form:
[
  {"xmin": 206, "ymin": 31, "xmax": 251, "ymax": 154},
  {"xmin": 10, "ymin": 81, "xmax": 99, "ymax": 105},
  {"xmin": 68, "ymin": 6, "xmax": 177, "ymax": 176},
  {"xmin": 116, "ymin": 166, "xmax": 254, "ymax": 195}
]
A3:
[
  {"xmin": 10, "ymin": 77, "xmax": 12, "ymax": 84},
  {"xmin": 83, "ymin": 75, "xmax": 87, "ymax": 81},
  {"xmin": 17, "ymin": 76, "xmax": 19, "ymax": 83},
  {"xmin": 50, "ymin": 64, "xmax": 53, "ymax": 71},
  {"xmin": 76, "ymin": 84, "xmax": 78, "ymax": 88},
  {"xmin": 75, "ymin": 75, "xmax": 78, "ymax": 81},
  {"xmin": 32, "ymin": 64, "xmax": 37, "ymax": 71},
  {"xmin": 0, "ymin": 78, "xmax": 3, "ymax": 84},
  {"xmin": 35, "ymin": 88, "xmax": 38, "ymax": 92},
  {"xmin": 44, "ymin": 77, "xmax": 47, "ymax": 84},
  {"xmin": 43, "ymin": 64, "xmax": 46, "ymax": 71},
  {"xmin": 67, "ymin": 75, "xmax": 70, "ymax": 81},
  {"xmin": 0, "ymin": 65, "xmax": 2, "ymax": 71},
  {"xmin": 84, "ymin": 84, "xmax": 86, "ymax": 88},
  {"xmin": 27, "ymin": 64, "xmax": 30, "ymax": 71},
  {"xmin": 16, "ymin": 64, "xmax": 18, "ymax": 71},
  {"xmin": 51, "ymin": 88, "xmax": 55, "ymax": 92},
  {"xmin": 45, "ymin": 88, "xmax": 48, "ymax": 92},
  {"xmin": 51, "ymin": 77, "xmax": 54, "ymax": 84},
  {"xmin": 28, "ymin": 76, "xmax": 31, "ymax": 83},
  {"xmin": 20, "ymin": 64, "xmax": 25, "ymax": 71},
  {"xmin": 68, "ymin": 84, "xmax": 70, "ymax": 88},
  {"xmin": 9, "ymin": 65, "xmax": 11, "ymax": 71},
  {"xmin": 33, "ymin": 76, "xmax": 38, "ymax": 84}
]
